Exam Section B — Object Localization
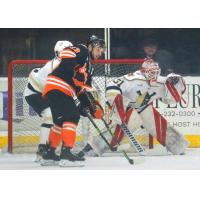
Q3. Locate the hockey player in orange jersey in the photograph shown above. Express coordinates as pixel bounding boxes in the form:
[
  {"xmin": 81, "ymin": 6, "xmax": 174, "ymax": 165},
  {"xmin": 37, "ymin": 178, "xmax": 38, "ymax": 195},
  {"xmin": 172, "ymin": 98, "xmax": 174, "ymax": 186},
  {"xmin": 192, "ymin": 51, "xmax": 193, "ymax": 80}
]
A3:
[{"xmin": 41, "ymin": 35, "xmax": 106, "ymax": 167}]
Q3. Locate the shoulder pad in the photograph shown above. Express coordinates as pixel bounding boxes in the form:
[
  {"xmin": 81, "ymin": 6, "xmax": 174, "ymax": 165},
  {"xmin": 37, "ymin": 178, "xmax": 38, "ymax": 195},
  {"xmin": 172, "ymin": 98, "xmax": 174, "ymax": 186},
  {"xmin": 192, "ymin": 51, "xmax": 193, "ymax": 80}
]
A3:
[{"xmin": 124, "ymin": 70, "xmax": 146, "ymax": 81}]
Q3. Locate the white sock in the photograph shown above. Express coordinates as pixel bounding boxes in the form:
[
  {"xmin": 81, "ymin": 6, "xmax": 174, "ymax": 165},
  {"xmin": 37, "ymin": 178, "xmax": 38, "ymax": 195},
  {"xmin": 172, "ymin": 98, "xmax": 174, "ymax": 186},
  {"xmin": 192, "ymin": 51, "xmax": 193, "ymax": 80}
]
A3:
[{"xmin": 40, "ymin": 125, "xmax": 51, "ymax": 144}]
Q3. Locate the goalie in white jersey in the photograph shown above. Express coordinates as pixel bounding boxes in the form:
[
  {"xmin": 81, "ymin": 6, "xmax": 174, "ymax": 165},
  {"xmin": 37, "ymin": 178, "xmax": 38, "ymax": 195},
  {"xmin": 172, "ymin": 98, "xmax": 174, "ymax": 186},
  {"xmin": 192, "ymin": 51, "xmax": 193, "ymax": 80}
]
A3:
[
  {"xmin": 106, "ymin": 59, "xmax": 189, "ymax": 155},
  {"xmin": 24, "ymin": 40, "xmax": 73, "ymax": 161},
  {"xmin": 83, "ymin": 59, "xmax": 189, "ymax": 156}
]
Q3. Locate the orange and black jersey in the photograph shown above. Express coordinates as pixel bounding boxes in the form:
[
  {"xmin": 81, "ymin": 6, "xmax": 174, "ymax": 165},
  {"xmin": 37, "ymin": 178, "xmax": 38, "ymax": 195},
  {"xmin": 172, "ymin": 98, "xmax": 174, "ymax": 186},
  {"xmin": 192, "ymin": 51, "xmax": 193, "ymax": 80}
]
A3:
[{"xmin": 43, "ymin": 44, "xmax": 93, "ymax": 97}]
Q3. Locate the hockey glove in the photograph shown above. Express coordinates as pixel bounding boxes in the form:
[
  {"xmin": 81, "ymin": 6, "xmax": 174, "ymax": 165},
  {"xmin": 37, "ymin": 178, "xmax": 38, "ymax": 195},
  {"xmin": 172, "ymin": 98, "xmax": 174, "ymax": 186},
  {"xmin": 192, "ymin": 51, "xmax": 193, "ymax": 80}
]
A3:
[
  {"xmin": 89, "ymin": 100, "xmax": 104, "ymax": 119},
  {"xmin": 166, "ymin": 74, "xmax": 182, "ymax": 85}
]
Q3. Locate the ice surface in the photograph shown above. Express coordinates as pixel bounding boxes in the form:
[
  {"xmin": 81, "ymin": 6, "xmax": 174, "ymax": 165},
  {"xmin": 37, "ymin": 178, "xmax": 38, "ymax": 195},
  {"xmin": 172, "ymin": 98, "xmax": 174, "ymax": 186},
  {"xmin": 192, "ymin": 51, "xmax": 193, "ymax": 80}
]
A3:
[{"xmin": 0, "ymin": 148, "xmax": 200, "ymax": 170}]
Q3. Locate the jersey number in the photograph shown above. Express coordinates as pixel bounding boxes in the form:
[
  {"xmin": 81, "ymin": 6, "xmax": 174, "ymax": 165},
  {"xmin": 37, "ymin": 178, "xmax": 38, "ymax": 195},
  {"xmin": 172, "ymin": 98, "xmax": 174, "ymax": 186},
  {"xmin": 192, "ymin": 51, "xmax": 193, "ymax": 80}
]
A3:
[{"xmin": 113, "ymin": 79, "xmax": 124, "ymax": 87}]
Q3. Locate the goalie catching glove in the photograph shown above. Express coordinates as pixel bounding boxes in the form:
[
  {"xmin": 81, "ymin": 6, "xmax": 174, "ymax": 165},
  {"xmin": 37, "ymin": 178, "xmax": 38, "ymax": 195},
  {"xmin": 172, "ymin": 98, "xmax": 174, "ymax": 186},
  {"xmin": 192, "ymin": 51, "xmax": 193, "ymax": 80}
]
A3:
[
  {"xmin": 78, "ymin": 91, "xmax": 104, "ymax": 119},
  {"xmin": 166, "ymin": 73, "xmax": 184, "ymax": 86}
]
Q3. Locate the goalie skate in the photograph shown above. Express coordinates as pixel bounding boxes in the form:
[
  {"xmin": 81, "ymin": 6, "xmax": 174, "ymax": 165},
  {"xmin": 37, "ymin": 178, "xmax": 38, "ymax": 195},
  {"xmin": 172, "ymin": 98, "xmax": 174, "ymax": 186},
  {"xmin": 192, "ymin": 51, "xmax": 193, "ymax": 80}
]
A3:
[{"xmin": 77, "ymin": 143, "xmax": 99, "ymax": 158}]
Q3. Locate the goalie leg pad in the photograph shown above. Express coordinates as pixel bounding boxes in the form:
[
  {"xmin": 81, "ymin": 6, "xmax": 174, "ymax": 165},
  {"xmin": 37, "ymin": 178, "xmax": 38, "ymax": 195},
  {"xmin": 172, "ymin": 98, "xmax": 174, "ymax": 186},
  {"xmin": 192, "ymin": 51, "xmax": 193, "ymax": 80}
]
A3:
[
  {"xmin": 111, "ymin": 108, "xmax": 133, "ymax": 147},
  {"xmin": 87, "ymin": 132, "xmax": 112, "ymax": 156},
  {"xmin": 139, "ymin": 105, "xmax": 189, "ymax": 155},
  {"xmin": 111, "ymin": 94, "xmax": 144, "ymax": 146},
  {"xmin": 165, "ymin": 125, "xmax": 189, "ymax": 155}
]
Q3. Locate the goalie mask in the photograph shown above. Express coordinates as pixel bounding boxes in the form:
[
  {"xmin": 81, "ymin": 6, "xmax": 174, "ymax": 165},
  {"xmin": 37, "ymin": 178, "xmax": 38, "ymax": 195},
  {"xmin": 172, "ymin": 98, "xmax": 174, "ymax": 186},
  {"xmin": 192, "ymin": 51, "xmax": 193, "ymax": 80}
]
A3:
[{"xmin": 140, "ymin": 59, "xmax": 161, "ymax": 85}]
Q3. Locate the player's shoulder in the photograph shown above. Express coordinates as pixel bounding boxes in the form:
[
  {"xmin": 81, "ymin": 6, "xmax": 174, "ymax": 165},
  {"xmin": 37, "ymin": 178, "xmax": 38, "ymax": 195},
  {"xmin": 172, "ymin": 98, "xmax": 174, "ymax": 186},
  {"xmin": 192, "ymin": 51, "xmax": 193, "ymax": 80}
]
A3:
[
  {"xmin": 124, "ymin": 70, "xmax": 146, "ymax": 81},
  {"xmin": 75, "ymin": 44, "xmax": 88, "ymax": 53},
  {"xmin": 73, "ymin": 44, "xmax": 89, "ymax": 64},
  {"xmin": 59, "ymin": 44, "xmax": 88, "ymax": 62},
  {"xmin": 75, "ymin": 44, "xmax": 89, "ymax": 58}
]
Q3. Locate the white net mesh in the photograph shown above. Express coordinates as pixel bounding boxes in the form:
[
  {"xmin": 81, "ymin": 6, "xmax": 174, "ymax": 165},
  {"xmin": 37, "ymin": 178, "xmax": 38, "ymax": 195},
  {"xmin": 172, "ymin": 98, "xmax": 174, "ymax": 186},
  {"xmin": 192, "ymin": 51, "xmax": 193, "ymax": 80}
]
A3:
[{"xmin": 9, "ymin": 60, "xmax": 153, "ymax": 153}]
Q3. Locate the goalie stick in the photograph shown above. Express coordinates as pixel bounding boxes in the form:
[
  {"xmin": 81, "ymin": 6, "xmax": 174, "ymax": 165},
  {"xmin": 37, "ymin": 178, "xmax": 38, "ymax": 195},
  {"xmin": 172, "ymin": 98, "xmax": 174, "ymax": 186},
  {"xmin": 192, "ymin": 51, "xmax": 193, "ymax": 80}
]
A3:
[
  {"xmin": 85, "ymin": 110, "xmax": 134, "ymax": 164},
  {"xmin": 92, "ymin": 80, "xmax": 146, "ymax": 155},
  {"xmin": 83, "ymin": 92, "xmax": 134, "ymax": 165}
]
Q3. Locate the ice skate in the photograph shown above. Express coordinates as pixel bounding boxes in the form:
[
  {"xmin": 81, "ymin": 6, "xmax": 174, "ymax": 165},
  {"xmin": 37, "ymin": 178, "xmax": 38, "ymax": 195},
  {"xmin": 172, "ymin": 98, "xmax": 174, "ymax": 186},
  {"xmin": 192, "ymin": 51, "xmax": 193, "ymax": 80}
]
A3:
[
  {"xmin": 35, "ymin": 144, "xmax": 48, "ymax": 163},
  {"xmin": 59, "ymin": 146, "xmax": 85, "ymax": 167},
  {"xmin": 40, "ymin": 147, "xmax": 60, "ymax": 166}
]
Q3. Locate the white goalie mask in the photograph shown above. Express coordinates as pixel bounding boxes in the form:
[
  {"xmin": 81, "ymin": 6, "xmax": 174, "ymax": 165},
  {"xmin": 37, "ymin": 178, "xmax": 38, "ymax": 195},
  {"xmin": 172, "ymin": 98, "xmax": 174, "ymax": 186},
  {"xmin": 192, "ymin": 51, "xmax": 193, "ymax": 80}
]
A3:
[
  {"xmin": 140, "ymin": 59, "xmax": 161, "ymax": 85},
  {"xmin": 54, "ymin": 40, "xmax": 73, "ymax": 57}
]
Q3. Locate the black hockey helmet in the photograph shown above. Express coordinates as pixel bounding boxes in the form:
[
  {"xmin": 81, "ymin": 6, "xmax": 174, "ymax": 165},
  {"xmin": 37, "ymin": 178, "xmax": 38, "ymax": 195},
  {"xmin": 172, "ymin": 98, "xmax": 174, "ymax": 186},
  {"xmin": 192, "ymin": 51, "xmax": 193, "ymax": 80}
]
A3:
[{"xmin": 87, "ymin": 35, "xmax": 106, "ymax": 49}]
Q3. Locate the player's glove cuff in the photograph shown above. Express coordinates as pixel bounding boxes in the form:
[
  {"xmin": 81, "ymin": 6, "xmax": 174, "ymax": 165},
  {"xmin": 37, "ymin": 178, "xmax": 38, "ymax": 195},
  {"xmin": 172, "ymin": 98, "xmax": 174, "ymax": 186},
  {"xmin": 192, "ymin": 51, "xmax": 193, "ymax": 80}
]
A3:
[{"xmin": 90, "ymin": 101, "xmax": 104, "ymax": 119}]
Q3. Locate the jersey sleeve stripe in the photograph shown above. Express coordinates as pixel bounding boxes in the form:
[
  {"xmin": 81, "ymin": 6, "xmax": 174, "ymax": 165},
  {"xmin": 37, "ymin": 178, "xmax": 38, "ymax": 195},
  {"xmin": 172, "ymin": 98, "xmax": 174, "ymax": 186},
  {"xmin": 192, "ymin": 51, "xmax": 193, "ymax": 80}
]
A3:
[
  {"xmin": 61, "ymin": 49, "xmax": 76, "ymax": 55},
  {"xmin": 43, "ymin": 76, "xmax": 76, "ymax": 97},
  {"xmin": 59, "ymin": 50, "xmax": 76, "ymax": 57},
  {"xmin": 59, "ymin": 53, "xmax": 76, "ymax": 59}
]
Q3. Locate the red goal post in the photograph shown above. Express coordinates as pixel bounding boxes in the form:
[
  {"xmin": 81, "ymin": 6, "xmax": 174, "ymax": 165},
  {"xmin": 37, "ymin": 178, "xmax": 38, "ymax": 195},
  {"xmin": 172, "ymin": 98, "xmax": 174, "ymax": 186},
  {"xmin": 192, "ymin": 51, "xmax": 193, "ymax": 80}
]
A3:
[
  {"xmin": 8, "ymin": 59, "xmax": 154, "ymax": 153},
  {"xmin": 8, "ymin": 60, "xmax": 48, "ymax": 153}
]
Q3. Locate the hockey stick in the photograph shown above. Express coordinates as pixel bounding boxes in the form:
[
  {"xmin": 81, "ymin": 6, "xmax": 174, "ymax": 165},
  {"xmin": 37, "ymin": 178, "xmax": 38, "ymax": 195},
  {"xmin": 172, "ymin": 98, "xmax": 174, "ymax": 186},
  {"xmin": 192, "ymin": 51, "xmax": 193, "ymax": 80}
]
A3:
[
  {"xmin": 83, "ymin": 107, "xmax": 134, "ymax": 165},
  {"xmin": 92, "ymin": 80, "xmax": 146, "ymax": 155},
  {"xmin": 83, "ymin": 90, "xmax": 134, "ymax": 164},
  {"xmin": 74, "ymin": 97, "xmax": 113, "ymax": 149},
  {"xmin": 84, "ymin": 109, "xmax": 112, "ymax": 149},
  {"xmin": 101, "ymin": 118, "xmax": 134, "ymax": 164}
]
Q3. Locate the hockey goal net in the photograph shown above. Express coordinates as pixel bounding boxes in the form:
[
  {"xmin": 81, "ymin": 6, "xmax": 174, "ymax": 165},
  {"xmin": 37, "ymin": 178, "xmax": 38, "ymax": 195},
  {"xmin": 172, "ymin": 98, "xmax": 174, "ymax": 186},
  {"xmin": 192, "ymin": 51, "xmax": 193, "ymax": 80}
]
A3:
[{"xmin": 8, "ymin": 59, "xmax": 154, "ymax": 153}]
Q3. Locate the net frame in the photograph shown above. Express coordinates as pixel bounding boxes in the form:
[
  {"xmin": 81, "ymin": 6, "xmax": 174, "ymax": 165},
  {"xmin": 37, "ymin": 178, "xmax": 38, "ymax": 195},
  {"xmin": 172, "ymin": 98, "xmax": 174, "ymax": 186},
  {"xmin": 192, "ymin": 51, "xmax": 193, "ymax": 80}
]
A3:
[{"xmin": 8, "ymin": 59, "xmax": 153, "ymax": 153}]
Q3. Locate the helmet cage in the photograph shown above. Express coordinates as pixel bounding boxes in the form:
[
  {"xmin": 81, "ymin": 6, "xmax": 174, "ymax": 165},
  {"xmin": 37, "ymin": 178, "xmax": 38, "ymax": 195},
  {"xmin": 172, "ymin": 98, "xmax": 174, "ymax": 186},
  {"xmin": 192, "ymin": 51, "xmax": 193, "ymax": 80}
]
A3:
[{"xmin": 140, "ymin": 61, "xmax": 161, "ymax": 83}]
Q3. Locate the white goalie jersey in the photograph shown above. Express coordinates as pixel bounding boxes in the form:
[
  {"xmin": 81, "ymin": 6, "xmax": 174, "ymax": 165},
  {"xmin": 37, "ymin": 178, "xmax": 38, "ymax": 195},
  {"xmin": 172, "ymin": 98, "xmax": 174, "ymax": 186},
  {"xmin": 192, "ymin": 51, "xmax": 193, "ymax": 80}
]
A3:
[
  {"xmin": 106, "ymin": 70, "xmax": 186, "ymax": 112},
  {"xmin": 105, "ymin": 70, "xmax": 188, "ymax": 155}
]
